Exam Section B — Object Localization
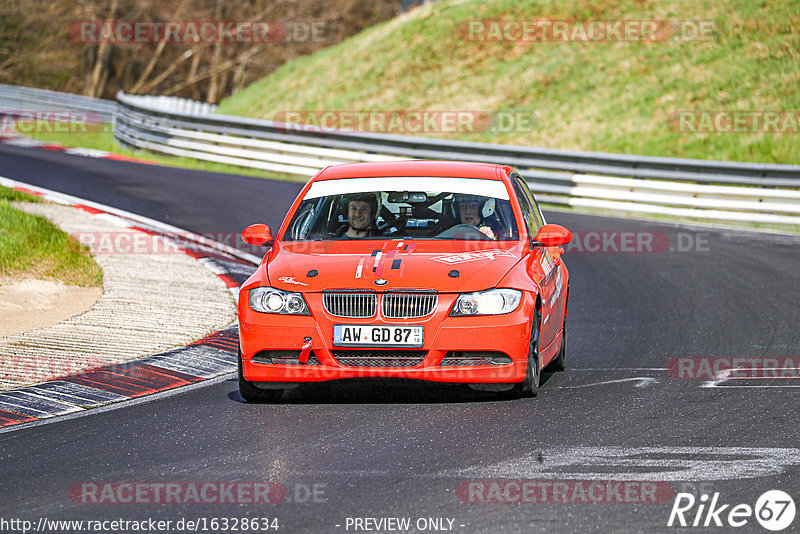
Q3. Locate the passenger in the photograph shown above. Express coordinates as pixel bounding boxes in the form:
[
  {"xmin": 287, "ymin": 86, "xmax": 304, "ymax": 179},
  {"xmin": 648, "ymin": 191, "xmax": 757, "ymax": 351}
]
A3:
[{"xmin": 455, "ymin": 194, "xmax": 499, "ymax": 239}]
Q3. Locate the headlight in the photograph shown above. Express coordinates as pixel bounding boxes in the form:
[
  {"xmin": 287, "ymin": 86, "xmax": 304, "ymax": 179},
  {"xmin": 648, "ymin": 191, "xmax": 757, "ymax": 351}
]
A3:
[
  {"xmin": 249, "ymin": 287, "xmax": 310, "ymax": 315},
  {"xmin": 450, "ymin": 289, "xmax": 522, "ymax": 316}
]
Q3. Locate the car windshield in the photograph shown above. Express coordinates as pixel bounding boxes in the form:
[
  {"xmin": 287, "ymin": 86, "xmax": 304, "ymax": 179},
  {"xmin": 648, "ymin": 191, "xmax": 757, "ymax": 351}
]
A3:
[{"xmin": 283, "ymin": 176, "xmax": 519, "ymax": 242}]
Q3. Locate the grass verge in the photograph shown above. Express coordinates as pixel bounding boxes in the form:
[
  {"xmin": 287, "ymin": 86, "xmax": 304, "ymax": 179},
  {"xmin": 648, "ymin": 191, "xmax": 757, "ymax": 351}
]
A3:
[
  {"xmin": 0, "ymin": 186, "xmax": 103, "ymax": 286},
  {"xmin": 0, "ymin": 185, "xmax": 41, "ymax": 203}
]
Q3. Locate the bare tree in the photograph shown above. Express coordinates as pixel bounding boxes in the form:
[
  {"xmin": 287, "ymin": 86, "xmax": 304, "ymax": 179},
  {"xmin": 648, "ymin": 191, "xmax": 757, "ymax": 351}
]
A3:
[
  {"xmin": 85, "ymin": 0, "xmax": 119, "ymax": 97},
  {"xmin": 1, "ymin": 0, "xmax": 401, "ymax": 102}
]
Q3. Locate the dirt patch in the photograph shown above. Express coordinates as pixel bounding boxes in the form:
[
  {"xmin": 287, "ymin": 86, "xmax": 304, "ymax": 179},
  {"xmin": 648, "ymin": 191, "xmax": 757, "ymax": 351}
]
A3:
[{"xmin": 0, "ymin": 278, "xmax": 102, "ymax": 337}]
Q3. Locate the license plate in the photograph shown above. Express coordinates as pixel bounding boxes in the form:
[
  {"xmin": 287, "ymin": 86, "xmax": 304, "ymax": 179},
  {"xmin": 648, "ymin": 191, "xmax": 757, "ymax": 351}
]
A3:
[{"xmin": 333, "ymin": 325, "xmax": 423, "ymax": 347}]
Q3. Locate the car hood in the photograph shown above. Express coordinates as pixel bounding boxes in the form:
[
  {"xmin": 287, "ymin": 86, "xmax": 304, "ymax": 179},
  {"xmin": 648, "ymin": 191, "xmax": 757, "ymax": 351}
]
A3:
[{"xmin": 267, "ymin": 240, "xmax": 525, "ymax": 293}]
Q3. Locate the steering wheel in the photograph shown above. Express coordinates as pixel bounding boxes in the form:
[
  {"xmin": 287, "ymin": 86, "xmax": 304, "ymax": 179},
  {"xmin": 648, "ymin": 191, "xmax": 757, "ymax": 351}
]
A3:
[
  {"xmin": 435, "ymin": 224, "xmax": 491, "ymax": 240},
  {"xmin": 377, "ymin": 212, "xmax": 410, "ymax": 234}
]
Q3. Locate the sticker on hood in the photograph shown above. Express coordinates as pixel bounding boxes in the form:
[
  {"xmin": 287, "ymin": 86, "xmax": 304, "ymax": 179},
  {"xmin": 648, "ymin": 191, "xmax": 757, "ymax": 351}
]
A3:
[
  {"xmin": 432, "ymin": 249, "xmax": 515, "ymax": 265},
  {"xmin": 278, "ymin": 276, "xmax": 308, "ymax": 286}
]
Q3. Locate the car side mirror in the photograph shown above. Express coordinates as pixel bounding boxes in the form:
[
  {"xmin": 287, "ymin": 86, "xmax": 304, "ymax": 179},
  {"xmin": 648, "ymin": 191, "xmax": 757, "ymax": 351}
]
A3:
[
  {"xmin": 241, "ymin": 224, "xmax": 274, "ymax": 247},
  {"xmin": 532, "ymin": 224, "xmax": 572, "ymax": 247}
]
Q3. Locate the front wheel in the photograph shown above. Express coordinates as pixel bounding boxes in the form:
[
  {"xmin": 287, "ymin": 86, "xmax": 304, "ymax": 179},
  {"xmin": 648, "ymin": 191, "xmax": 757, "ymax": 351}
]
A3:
[
  {"xmin": 238, "ymin": 350, "xmax": 282, "ymax": 402},
  {"xmin": 509, "ymin": 308, "xmax": 541, "ymax": 398}
]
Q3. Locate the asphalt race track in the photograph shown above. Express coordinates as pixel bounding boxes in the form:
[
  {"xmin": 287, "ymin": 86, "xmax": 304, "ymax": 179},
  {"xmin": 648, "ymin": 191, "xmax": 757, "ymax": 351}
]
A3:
[{"xmin": 1, "ymin": 144, "xmax": 800, "ymax": 533}]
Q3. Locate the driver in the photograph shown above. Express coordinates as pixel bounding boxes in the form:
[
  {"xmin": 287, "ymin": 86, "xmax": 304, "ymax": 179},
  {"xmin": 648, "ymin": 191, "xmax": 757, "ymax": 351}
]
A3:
[
  {"xmin": 455, "ymin": 194, "xmax": 498, "ymax": 240},
  {"xmin": 342, "ymin": 193, "xmax": 379, "ymax": 238}
]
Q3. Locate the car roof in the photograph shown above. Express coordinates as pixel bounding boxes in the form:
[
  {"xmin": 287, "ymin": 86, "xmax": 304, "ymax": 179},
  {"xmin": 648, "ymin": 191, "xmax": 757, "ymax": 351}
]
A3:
[{"xmin": 313, "ymin": 161, "xmax": 512, "ymax": 182}]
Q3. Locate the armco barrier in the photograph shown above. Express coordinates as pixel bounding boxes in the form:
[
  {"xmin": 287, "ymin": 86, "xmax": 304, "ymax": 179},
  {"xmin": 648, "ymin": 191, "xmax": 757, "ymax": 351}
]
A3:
[
  {"xmin": 0, "ymin": 84, "xmax": 116, "ymax": 124},
  {"xmin": 2, "ymin": 85, "xmax": 799, "ymax": 226},
  {"xmin": 114, "ymin": 92, "xmax": 800, "ymax": 226}
]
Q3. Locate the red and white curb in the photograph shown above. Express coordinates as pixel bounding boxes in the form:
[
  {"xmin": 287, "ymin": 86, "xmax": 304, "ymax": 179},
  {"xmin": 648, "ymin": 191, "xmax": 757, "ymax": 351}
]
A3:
[
  {"xmin": 0, "ymin": 133, "xmax": 158, "ymax": 165},
  {"xmin": 0, "ymin": 177, "xmax": 261, "ymax": 431}
]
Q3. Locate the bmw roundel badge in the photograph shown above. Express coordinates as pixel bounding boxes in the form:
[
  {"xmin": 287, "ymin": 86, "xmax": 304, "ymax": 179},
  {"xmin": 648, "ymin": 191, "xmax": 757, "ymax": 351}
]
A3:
[{"xmin": 374, "ymin": 278, "xmax": 389, "ymax": 286}]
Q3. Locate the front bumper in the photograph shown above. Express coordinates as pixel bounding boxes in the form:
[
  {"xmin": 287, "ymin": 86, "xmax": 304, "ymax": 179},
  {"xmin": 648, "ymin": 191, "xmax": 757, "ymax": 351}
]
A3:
[{"xmin": 238, "ymin": 292, "xmax": 535, "ymax": 384}]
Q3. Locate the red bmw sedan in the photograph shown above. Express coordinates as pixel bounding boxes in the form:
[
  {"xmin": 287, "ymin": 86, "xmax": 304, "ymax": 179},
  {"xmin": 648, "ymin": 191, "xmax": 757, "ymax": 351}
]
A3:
[{"xmin": 238, "ymin": 161, "xmax": 571, "ymax": 401}]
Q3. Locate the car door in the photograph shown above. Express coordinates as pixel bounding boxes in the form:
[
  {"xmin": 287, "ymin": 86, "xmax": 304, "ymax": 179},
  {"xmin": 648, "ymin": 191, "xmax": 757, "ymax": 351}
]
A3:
[
  {"xmin": 511, "ymin": 173, "xmax": 559, "ymax": 349},
  {"xmin": 527, "ymin": 183, "xmax": 567, "ymax": 341}
]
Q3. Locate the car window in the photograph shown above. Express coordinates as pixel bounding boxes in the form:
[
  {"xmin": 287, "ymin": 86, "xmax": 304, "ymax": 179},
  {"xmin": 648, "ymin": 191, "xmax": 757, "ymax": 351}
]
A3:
[
  {"xmin": 532, "ymin": 195, "xmax": 547, "ymax": 226},
  {"xmin": 512, "ymin": 176, "xmax": 538, "ymax": 238},
  {"xmin": 283, "ymin": 188, "xmax": 519, "ymax": 242},
  {"xmin": 517, "ymin": 176, "xmax": 547, "ymax": 228}
]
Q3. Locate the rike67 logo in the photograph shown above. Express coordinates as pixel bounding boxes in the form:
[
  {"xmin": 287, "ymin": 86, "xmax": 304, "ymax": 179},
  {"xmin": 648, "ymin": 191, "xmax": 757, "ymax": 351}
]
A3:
[{"xmin": 668, "ymin": 490, "xmax": 796, "ymax": 531}]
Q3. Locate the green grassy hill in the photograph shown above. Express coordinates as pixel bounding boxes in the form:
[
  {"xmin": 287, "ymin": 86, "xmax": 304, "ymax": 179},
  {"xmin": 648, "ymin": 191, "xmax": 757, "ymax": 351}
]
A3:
[{"xmin": 217, "ymin": 0, "xmax": 799, "ymax": 164}]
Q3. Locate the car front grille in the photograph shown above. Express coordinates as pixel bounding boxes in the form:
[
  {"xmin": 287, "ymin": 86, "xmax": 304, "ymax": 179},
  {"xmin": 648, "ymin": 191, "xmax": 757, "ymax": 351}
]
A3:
[
  {"xmin": 323, "ymin": 291, "xmax": 437, "ymax": 319},
  {"xmin": 332, "ymin": 350, "xmax": 427, "ymax": 367},
  {"xmin": 323, "ymin": 292, "xmax": 377, "ymax": 318},
  {"xmin": 382, "ymin": 292, "xmax": 437, "ymax": 318}
]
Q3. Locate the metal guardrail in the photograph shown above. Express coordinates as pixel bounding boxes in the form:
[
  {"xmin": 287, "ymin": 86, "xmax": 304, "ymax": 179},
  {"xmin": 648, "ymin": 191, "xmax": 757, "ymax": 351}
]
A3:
[
  {"xmin": 115, "ymin": 94, "xmax": 217, "ymax": 116},
  {"xmin": 115, "ymin": 92, "xmax": 800, "ymax": 226},
  {"xmin": 0, "ymin": 84, "xmax": 116, "ymax": 124},
  {"xmin": 1, "ymin": 84, "xmax": 798, "ymax": 226}
]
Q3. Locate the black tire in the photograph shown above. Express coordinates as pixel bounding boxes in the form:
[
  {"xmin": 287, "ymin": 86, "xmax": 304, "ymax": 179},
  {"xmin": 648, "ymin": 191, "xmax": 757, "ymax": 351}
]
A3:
[
  {"xmin": 548, "ymin": 326, "xmax": 566, "ymax": 372},
  {"xmin": 238, "ymin": 350, "xmax": 282, "ymax": 402},
  {"xmin": 509, "ymin": 308, "xmax": 541, "ymax": 398}
]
